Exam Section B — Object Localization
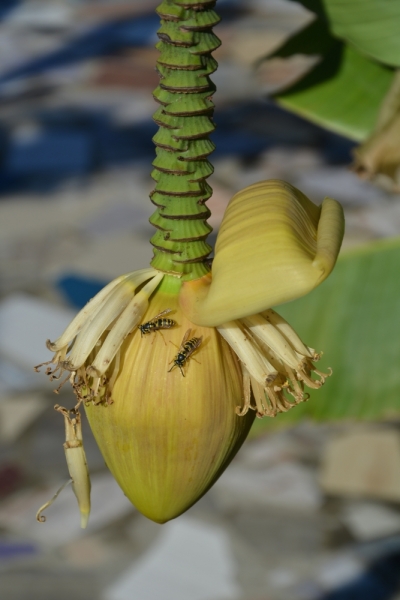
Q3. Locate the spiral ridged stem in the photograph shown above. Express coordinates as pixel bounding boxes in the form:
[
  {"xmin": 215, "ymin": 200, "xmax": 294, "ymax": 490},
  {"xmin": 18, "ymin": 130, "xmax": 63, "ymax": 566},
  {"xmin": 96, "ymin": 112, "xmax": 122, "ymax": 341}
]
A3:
[{"xmin": 149, "ymin": 0, "xmax": 220, "ymax": 281}]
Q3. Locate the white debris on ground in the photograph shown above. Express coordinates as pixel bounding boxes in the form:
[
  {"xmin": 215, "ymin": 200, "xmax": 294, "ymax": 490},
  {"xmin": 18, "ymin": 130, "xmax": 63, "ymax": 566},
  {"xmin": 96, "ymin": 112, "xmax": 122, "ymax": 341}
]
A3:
[
  {"xmin": 0, "ymin": 472, "xmax": 134, "ymax": 547},
  {"xmin": 104, "ymin": 518, "xmax": 240, "ymax": 600}
]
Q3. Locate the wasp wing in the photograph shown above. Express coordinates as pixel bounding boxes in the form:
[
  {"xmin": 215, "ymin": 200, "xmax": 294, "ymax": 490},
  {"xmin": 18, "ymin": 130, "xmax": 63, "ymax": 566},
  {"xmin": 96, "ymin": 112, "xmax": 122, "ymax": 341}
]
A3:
[
  {"xmin": 149, "ymin": 308, "xmax": 173, "ymax": 322},
  {"xmin": 179, "ymin": 328, "xmax": 192, "ymax": 350}
]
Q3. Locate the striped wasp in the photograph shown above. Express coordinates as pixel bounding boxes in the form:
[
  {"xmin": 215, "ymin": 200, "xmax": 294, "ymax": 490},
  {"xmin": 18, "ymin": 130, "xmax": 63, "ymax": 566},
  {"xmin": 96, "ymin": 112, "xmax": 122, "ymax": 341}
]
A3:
[{"xmin": 168, "ymin": 328, "xmax": 202, "ymax": 376}]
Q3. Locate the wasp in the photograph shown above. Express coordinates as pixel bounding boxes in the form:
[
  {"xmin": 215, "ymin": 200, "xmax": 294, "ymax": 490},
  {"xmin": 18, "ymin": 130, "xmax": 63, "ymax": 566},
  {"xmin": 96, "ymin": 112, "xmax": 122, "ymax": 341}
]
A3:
[
  {"xmin": 168, "ymin": 329, "xmax": 203, "ymax": 376},
  {"xmin": 138, "ymin": 309, "xmax": 176, "ymax": 344}
]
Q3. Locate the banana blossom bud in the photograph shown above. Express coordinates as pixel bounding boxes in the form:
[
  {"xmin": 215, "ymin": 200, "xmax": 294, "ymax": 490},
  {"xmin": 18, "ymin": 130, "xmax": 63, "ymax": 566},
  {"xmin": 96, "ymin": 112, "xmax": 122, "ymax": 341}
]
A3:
[
  {"xmin": 36, "ymin": 271, "xmax": 253, "ymax": 523},
  {"xmin": 36, "ymin": 179, "xmax": 344, "ymax": 524}
]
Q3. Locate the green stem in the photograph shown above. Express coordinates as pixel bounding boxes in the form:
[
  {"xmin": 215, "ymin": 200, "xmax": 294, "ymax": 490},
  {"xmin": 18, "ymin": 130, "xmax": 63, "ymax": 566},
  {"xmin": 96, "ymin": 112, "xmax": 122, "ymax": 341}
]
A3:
[{"xmin": 149, "ymin": 0, "xmax": 220, "ymax": 281}]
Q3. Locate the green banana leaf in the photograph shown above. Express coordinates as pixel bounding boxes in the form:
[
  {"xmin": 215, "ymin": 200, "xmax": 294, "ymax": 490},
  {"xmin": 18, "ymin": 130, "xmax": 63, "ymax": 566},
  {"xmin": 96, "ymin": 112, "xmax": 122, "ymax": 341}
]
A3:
[
  {"xmin": 324, "ymin": 0, "xmax": 400, "ymax": 68},
  {"xmin": 272, "ymin": 38, "xmax": 394, "ymax": 142},
  {"xmin": 289, "ymin": 0, "xmax": 400, "ymax": 68},
  {"xmin": 259, "ymin": 0, "xmax": 400, "ymax": 142},
  {"xmin": 250, "ymin": 237, "xmax": 400, "ymax": 437}
]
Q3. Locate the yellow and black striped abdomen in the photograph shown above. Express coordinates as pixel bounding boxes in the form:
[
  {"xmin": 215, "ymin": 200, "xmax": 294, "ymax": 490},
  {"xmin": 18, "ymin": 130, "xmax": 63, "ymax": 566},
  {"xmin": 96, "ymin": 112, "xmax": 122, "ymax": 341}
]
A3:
[
  {"xmin": 154, "ymin": 318, "xmax": 175, "ymax": 330},
  {"xmin": 183, "ymin": 337, "xmax": 201, "ymax": 354}
]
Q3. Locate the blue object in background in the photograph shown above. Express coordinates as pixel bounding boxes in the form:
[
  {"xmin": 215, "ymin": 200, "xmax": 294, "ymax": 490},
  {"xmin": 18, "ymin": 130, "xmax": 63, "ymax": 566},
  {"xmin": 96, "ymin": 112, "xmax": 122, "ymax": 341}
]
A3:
[
  {"xmin": 5, "ymin": 130, "xmax": 92, "ymax": 175},
  {"xmin": 0, "ymin": 14, "xmax": 159, "ymax": 86},
  {"xmin": 57, "ymin": 274, "xmax": 108, "ymax": 310},
  {"xmin": 0, "ymin": 0, "xmax": 19, "ymax": 21},
  {"xmin": 95, "ymin": 121, "xmax": 157, "ymax": 166},
  {"xmin": 0, "ymin": 542, "xmax": 37, "ymax": 561},
  {"xmin": 320, "ymin": 551, "xmax": 400, "ymax": 600},
  {"xmin": 212, "ymin": 129, "xmax": 268, "ymax": 158},
  {"xmin": 0, "ymin": 99, "xmax": 355, "ymax": 196},
  {"xmin": 321, "ymin": 132, "xmax": 356, "ymax": 165}
]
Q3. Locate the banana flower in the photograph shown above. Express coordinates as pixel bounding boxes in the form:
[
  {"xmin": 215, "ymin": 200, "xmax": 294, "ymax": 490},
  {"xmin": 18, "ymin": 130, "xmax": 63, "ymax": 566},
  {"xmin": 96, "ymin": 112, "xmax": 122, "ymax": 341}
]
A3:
[{"xmin": 37, "ymin": 179, "xmax": 344, "ymax": 523}]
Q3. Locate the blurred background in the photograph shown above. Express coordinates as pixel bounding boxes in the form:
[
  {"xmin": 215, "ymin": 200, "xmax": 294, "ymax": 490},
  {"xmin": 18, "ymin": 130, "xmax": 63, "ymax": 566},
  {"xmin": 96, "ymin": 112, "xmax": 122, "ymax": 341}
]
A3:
[{"xmin": 1, "ymin": 1, "xmax": 400, "ymax": 599}]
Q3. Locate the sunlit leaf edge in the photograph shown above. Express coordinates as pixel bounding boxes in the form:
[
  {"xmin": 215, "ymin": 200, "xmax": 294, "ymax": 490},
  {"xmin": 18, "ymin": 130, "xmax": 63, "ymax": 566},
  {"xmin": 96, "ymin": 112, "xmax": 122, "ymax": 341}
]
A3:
[{"xmin": 274, "ymin": 44, "xmax": 394, "ymax": 142}]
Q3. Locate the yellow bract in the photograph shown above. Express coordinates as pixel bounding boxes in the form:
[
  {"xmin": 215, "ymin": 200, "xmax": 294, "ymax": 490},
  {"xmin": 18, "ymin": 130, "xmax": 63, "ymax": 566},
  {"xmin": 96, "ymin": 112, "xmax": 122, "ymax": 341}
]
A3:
[{"xmin": 180, "ymin": 179, "xmax": 344, "ymax": 326}]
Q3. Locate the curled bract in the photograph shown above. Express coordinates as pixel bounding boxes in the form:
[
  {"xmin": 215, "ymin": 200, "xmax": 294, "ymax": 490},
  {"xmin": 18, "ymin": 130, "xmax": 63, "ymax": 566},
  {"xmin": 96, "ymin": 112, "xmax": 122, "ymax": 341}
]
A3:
[{"xmin": 179, "ymin": 179, "xmax": 344, "ymax": 326}]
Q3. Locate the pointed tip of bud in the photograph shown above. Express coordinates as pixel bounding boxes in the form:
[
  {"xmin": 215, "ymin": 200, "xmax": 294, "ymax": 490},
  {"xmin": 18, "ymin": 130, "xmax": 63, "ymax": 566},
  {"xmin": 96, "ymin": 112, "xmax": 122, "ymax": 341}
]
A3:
[{"xmin": 80, "ymin": 511, "xmax": 90, "ymax": 529}]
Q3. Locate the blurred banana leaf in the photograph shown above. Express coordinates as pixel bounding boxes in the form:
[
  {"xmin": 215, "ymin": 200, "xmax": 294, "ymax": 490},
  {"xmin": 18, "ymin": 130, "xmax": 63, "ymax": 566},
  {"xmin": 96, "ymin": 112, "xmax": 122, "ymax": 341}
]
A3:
[
  {"xmin": 259, "ymin": 0, "xmax": 400, "ymax": 149},
  {"xmin": 250, "ymin": 237, "xmax": 400, "ymax": 436},
  {"xmin": 324, "ymin": 0, "xmax": 400, "ymax": 67},
  {"xmin": 275, "ymin": 41, "xmax": 393, "ymax": 142}
]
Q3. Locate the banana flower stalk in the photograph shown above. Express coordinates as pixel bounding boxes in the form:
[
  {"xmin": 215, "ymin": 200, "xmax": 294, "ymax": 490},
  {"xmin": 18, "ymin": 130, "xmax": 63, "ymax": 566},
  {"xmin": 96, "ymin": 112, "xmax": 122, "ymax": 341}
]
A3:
[{"xmin": 35, "ymin": 0, "xmax": 344, "ymax": 526}]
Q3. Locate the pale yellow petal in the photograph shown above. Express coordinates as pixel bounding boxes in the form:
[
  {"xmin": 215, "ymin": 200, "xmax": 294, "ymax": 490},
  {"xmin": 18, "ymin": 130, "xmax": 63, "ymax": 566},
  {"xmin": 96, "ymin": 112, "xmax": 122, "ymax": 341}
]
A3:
[
  {"xmin": 242, "ymin": 313, "xmax": 299, "ymax": 369},
  {"xmin": 48, "ymin": 268, "xmax": 157, "ymax": 351},
  {"xmin": 65, "ymin": 270, "xmax": 155, "ymax": 370},
  {"xmin": 180, "ymin": 180, "xmax": 344, "ymax": 326},
  {"xmin": 65, "ymin": 445, "xmax": 91, "ymax": 529},
  {"xmin": 261, "ymin": 309, "xmax": 313, "ymax": 358},
  {"xmin": 89, "ymin": 272, "xmax": 163, "ymax": 376},
  {"xmin": 56, "ymin": 406, "xmax": 91, "ymax": 529},
  {"xmin": 217, "ymin": 321, "xmax": 270, "ymax": 385}
]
